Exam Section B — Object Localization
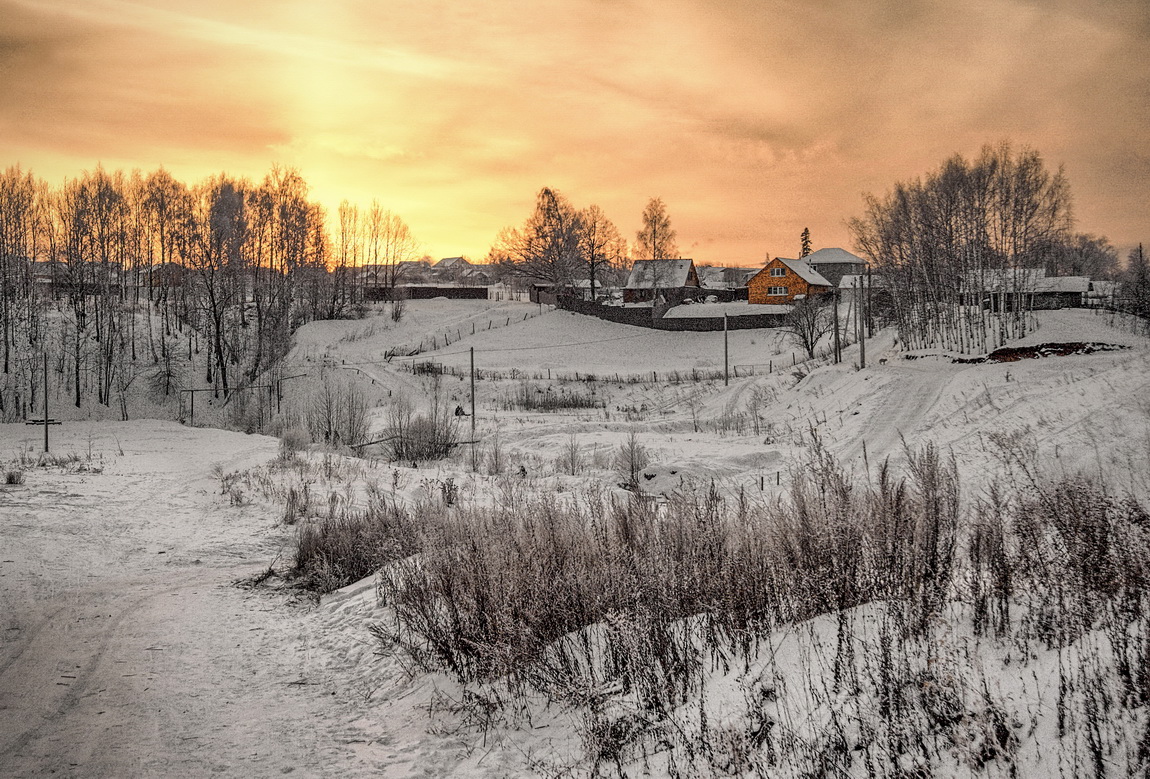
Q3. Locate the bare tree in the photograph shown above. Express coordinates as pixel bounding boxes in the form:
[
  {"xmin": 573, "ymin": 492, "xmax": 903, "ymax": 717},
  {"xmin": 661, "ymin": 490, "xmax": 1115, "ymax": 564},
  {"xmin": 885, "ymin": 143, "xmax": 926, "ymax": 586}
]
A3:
[
  {"xmin": 1123, "ymin": 244, "xmax": 1149, "ymax": 328},
  {"xmin": 307, "ymin": 373, "xmax": 370, "ymax": 447},
  {"xmin": 1041, "ymin": 233, "xmax": 1118, "ymax": 279},
  {"xmin": 491, "ymin": 187, "xmax": 584, "ymax": 285},
  {"xmin": 850, "ymin": 142, "xmax": 1073, "ymax": 353},
  {"xmin": 786, "ymin": 296, "xmax": 834, "ymax": 360},
  {"xmin": 578, "ymin": 204, "xmax": 626, "ymax": 299},
  {"xmin": 333, "ymin": 200, "xmax": 362, "ymax": 315},
  {"xmin": 614, "ymin": 430, "xmax": 650, "ymax": 490},
  {"xmin": 185, "ymin": 175, "xmax": 247, "ymax": 396},
  {"xmin": 0, "ymin": 165, "xmax": 47, "ymax": 419},
  {"xmin": 362, "ymin": 202, "xmax": 419, "ymax": 296},
  {"xmin": 635, "ymin": 197, "xmax": 678, "ymax": 260}
]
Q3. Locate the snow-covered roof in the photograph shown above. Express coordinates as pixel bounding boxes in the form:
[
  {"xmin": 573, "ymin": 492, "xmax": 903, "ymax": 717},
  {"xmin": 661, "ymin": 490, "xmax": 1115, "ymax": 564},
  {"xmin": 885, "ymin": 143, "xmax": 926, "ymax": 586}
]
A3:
[
  {"xmin": 435, "ymin": 256, "xmax": 471, "ymax": 268},
  {"xmin": 697, "ymin": 266, "xmax": 757, "ymax": 289},
  {"xmin": 775, "ymin": 258, "xmax": 832, "ymax": 287},
  {"xmin": 803, "ymin": 248, "xmax": 866, "ymax": 267},
  {"xmin": 961, "ymin": 268, "xmax": 1046, "ymax": 293},
  {"xmin": 1034, "ymin": 276, "xmax": 1090, "ymax": 294},
  {"xmin": 626, "ymin": 259, "xmax": 697, "ymax": 289}
]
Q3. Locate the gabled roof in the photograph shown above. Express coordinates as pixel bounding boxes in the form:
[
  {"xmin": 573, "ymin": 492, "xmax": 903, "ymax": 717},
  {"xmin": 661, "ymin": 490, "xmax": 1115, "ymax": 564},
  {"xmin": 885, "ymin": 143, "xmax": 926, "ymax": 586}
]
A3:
[
  {"xmin": 435, "ymin": 256, "xmax": 471, "ymax": 268},
  {"xmin": 625, "ymin": 259, "xmax": 696, "ymax": 289},
  {"xmin": 773, "ymin": 258, "xmax": 832, "ymax": 287},
  {"xmin": 803, "ymin": 247, "xmax": 867, "ymax": 267}
]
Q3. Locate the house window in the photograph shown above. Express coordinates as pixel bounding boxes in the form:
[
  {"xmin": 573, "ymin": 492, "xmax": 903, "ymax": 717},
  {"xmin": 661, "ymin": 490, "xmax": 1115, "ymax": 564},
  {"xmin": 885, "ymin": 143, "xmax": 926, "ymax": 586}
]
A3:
[
  {"xmin": 767, "ymin": 286, "xmax": 788, "ymax": 296},
  {"xmin": 770, "ymin": 267, "xmax": 786, "ymax": 277}
]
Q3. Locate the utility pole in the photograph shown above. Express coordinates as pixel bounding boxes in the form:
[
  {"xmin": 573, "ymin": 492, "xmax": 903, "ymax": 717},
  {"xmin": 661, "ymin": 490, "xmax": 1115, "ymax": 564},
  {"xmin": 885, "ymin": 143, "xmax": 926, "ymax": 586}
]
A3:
[
  {"xmin": 27, "ymin": 351, "xmax": 62, "ymax": 448},
  {"xmin": 469, "ymin": 347, "xmax": 477, "ymax": 456},
  {"xmin": 833, "ymin": 288, "xmax": 841, "ymax": 363},
  {"xmin": 856, "ymin": 279, "xmax": 866, "ymax": 369},
  {"xmin": 42, "ymin": 351, "xmax": 49, "ymax": 452},
  {"xmin": 723, "ymin": 314, "xmax": 729, "ymax": 386},
  {"xmin": 866, "ymin": 264, "xmax": 873, "ymax": 338}
]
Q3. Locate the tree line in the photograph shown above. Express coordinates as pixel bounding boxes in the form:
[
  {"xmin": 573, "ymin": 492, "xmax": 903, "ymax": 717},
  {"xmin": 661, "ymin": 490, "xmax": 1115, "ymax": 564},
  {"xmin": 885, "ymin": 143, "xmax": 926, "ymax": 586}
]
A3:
[
  {"xmin": 0, "ymin": 164, "xmax": 415, "ymax": 421},
  {"xmin": 848, "ymin": 143, "xmax": 1133, "ymax": 352},
  {"xmin": 487, "ymin": 188, "xmax": 680, "ymax": 298}
]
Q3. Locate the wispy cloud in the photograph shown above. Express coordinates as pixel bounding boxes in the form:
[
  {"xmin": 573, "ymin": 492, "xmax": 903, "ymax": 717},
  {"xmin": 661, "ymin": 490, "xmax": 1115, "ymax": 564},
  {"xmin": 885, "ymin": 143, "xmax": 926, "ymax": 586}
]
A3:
[{"xmin": 1, "ymin": 0, "xmax": 1147, "ymax": 260}]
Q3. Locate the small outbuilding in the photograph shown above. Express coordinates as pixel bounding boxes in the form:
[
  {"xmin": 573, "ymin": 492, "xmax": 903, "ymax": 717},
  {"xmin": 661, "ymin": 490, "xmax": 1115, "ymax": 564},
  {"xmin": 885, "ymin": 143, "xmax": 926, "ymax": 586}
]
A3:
[
  {"xmin": 1032, "ymin": 275, "xmax": 1090, "ymax": 309},
  {"xmin": 624, "ymin": 259, "xmax": 701, "ymax": 304}
]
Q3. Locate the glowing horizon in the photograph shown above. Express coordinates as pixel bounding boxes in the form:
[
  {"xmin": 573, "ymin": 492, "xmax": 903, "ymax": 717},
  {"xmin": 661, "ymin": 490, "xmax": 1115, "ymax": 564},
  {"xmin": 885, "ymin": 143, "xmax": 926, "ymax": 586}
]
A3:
[{"xmin": 3, "ymin": 0, "xmax": 1148, "ymax": 266}]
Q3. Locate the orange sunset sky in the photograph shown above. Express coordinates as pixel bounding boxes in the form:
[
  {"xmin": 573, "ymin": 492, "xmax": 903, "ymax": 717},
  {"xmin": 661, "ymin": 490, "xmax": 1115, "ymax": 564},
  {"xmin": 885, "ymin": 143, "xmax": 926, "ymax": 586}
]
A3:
[{"xmin": 2, "ymin": 0, "xmax": 1148, "ymax": 265}]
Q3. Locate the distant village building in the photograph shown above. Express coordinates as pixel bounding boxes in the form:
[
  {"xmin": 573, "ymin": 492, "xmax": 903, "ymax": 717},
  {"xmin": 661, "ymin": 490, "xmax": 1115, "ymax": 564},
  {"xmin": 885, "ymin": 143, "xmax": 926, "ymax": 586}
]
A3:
[
  {"xmin": 747, "ymin": 258, "xmax": 833, "ymax": 304},
  {"xmin": 697, "ymin": 265, "xmax": 757, "ymax": 290},
  {"xmin": 801, "ymin": 248, "xmax": 868, "ymax": 287},
  {"xmin": 623, "ymin": 259, "xmax": 701, "ymax": 304},
  {"xmin": 959, "ymin": 268, "xmax": 1093, "ymax": 311}
]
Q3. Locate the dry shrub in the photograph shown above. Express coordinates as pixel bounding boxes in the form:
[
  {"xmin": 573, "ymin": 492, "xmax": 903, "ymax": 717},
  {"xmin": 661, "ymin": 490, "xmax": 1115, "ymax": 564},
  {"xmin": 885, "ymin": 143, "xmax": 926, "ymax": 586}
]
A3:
[
  {"xmin": 1012, "ymin": 474, "xmax": 1150, "ymax": 647},
  {"xmin": 381, "ymin": 395, "xmax": 458, "ymax": 462},
  {"xmin": 306, "ymin": 374, "xmax": 370, "ymax": 448},
  {"xmin": 504, "ymin": 382, "xmax": 602, "ymax": 412},
  {"xmin": 278, "ymin": 425, "xmax": 311, "ymax": 460},
  {"xmin": 293, "ymin": 492, "xmax": 421, "ymax": 592}
]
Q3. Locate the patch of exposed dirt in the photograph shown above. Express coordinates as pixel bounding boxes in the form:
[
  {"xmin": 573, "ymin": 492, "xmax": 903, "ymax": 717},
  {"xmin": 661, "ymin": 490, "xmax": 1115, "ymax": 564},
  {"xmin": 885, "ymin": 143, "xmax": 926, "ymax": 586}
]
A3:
[{"xmin": 953, "ymin": 342, "xmax": 1129, "ymax": 364}]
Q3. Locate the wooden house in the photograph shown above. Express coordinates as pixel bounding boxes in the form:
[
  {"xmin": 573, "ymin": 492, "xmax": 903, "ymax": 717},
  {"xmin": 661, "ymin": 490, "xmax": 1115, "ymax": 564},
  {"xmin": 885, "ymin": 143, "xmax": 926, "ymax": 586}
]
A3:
[
  {"xmin": 623, "ymin": 259, "xmax": 701, "ymax": 304},
  {"xmin": 747, "ymin": 258, "xmax": 832, "ymax": 304}
]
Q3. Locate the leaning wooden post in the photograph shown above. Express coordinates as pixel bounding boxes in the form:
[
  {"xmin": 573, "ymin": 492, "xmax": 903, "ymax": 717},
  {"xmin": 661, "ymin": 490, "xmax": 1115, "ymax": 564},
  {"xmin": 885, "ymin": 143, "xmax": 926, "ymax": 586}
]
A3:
[{"xmin": 470, "ymin": 347, "xmax": 477, "ymax": 458}]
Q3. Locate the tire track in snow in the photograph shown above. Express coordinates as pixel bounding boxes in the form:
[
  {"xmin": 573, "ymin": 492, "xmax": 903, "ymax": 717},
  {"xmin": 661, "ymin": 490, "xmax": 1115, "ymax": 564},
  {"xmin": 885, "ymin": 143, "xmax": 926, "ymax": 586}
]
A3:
[{"xmin": 837, "ymin": 365, "xmax": 952, "ymax": 468}]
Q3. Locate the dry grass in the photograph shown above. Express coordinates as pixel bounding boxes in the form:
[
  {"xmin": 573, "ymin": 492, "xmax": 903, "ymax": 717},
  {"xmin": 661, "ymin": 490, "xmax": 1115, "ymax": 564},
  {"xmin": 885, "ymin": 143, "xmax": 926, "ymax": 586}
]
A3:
[{"xmin": 287, "ymin": 440, "xmax": 1150, "ymax": 776}]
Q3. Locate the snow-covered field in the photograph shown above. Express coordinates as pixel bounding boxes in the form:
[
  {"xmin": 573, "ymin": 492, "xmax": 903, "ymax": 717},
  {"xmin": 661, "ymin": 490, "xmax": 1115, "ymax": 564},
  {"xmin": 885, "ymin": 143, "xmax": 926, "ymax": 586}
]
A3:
[{"xmin": 2, "ymin": 302, "xmax": 1148, "ymax": 776}]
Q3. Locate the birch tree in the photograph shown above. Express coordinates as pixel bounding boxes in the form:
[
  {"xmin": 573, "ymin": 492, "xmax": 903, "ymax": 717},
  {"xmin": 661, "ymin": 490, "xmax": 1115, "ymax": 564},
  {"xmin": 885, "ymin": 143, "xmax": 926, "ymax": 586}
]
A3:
[{"xmin": 635, "ymin": 197, "xmax": 678, "ymax": 260}]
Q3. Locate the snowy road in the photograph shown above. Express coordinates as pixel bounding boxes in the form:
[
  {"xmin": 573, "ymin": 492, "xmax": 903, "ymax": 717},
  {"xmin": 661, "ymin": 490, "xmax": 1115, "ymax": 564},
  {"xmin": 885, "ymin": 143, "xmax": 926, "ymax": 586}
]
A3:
[
  {"xmin": 834, "ymin": 362, "xmax": 954, "ymax": 470},
  {"xmin": 0, "ymin": 423, "xmax": 368, "ymax": 777}
]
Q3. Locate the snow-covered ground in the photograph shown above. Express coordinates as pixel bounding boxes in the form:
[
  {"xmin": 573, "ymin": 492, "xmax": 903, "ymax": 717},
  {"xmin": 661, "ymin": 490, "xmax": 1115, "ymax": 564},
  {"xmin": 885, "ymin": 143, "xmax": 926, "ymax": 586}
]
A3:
[{"xmin": 1, "ymin": 303, "xmax": 1148, "ymax": 776}]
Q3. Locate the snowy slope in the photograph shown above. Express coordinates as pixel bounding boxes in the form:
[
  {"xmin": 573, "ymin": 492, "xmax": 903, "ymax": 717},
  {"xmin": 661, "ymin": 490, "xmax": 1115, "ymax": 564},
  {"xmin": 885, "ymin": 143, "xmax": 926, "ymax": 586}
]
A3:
[{"xmin": 2, "ymin": 305, "xmax": 1148, "ymax": 776}]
